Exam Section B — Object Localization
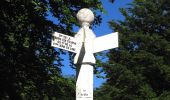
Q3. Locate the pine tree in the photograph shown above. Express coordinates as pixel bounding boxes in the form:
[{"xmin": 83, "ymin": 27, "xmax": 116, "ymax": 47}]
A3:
[{"xmin": 95, "ymin": 0, "xmax": 170, "ymax": 99}]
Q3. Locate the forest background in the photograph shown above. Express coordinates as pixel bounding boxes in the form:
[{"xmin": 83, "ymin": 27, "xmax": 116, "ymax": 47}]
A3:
[{"xmin": 0, "ymin": 0, "xmax": 169, "ymax": 100}]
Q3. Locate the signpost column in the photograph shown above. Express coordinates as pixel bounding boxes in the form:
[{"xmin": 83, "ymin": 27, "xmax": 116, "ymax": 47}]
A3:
[
  {"xmin": 51, "ymin": 8, "xmax": 119, "ymax": 100},
  {"xmin": 74, "ymin": 8, "xmax": 95, "ymax": 100}
]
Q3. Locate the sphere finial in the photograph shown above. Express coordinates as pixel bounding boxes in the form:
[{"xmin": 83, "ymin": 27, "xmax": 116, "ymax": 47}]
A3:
[{"xmin": 76, "ymin": 8, "xmax": 94, "ymax": 26}]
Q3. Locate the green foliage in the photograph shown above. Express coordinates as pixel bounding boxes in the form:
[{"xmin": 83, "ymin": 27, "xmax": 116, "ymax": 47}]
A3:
[
  {"xmin": 0, "ymin": 0, "xmax": 103, "ymax": 99},
  {"xmin": 95, "ymin": 0, "xmax": 170, "ymax": 99},
  {"xmin": 94, "ymin": 84, "xmax": 113, "ymax": 100}
]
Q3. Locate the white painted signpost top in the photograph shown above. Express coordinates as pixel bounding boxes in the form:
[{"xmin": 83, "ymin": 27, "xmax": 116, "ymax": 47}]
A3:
[
  {"xmin": 76, "ymin": 8, "xmax": 94, "ymax": 26},
  {"xmin": 51, "ymin": 8, "xmax": 118, "ymax": 54},
  {"xmin": 51, "ymin": 8, "xmax": 119, "ymax": 100}
]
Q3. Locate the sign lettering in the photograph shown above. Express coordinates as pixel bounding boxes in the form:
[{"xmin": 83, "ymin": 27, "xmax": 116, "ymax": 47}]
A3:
[{"xmin": 51, "ymin": 32, "xmax": 77, "ymax": 53}]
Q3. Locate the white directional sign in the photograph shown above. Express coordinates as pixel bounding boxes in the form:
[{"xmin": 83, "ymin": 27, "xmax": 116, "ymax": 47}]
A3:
[
  {"xmin": 51, "ymin": 32, "xmax": 77, "ymax": 53},
  {"xmin": 51, "ymin": 8, "xmax": 119, "ymax": 100},
  {"xmin": 93, "ymin": 32, "xmax": 118, "ymax": 53}
]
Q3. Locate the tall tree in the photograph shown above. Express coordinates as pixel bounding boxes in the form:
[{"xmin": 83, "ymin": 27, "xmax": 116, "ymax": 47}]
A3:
[
  {"xmin": 95, "ymin": 0, "xmax": 170, "ymax": 99},
  {"xmin": 0, "ymin": 0, "xmax": 103, "ymax": 99}
]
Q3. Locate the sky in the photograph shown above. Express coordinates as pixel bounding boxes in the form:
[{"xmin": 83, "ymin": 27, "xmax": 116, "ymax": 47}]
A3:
[{"xmin": 49, "ymin": 0, "xmax": 133, "ymax": 88}]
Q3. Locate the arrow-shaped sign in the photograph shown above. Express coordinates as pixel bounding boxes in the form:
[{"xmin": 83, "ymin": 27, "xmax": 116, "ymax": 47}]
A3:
[
  {"xmin": 51, "ymin": 32, "xmax": 77, "ymax": 53},
  {"xmin": 93, "ymin": 32, "xmax": 118, "ymax": 53}
]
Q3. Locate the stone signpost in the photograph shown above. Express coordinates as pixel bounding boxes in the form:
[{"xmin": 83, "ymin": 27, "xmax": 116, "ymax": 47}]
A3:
[{"xmin": 51, "ymin": 8, "xmax": 118, "ymax": 100}]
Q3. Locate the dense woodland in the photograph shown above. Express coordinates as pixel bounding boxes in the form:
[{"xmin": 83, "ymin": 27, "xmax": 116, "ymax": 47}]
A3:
[
  {"xmin": 0, "ymin": 0, "xmax": 170, "ymax": 100},
  {"xmin": 95, "ymin": 0, "xmax": 170, "ymax": 99},
  {"xmin": 0, "ymin": 0, "xmax": 103, "ymax": 99}
]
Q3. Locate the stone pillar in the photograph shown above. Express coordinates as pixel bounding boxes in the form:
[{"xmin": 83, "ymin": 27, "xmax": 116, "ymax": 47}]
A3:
[{"xmin": 74, "ymin": 8, "xmax": 95, "ymax": 100}]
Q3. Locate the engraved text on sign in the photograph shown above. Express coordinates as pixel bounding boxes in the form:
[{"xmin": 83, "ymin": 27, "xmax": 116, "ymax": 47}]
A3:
[{"xmin": 51, "ymin": 32, "xmax": 77, "ymax": 53}]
